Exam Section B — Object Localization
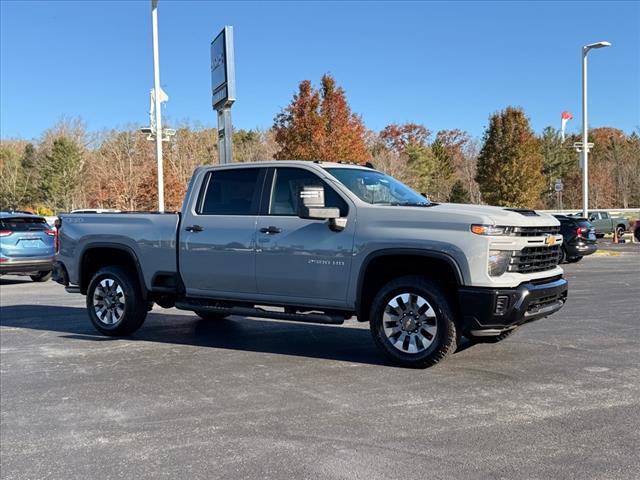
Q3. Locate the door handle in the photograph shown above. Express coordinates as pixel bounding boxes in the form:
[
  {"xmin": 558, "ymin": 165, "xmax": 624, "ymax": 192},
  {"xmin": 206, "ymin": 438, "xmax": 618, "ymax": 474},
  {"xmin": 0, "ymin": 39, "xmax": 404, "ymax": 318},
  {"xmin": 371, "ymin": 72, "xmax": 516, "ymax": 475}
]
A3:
[
  {"xmin": 259, "ymin": 226, "xmax": 282, "ymax": 234},
  {"xmin": 185, "ymin": 225, "xmax": 204, "ymax": 233}
]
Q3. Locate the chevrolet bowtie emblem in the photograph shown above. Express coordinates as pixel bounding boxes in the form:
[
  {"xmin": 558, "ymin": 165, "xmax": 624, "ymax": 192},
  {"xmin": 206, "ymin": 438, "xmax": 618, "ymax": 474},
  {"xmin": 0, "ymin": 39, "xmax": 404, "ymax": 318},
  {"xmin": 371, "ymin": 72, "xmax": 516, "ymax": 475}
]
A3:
[{"xmin": 544, "ymin": 235, "xmax": 556, "ymax": 246}]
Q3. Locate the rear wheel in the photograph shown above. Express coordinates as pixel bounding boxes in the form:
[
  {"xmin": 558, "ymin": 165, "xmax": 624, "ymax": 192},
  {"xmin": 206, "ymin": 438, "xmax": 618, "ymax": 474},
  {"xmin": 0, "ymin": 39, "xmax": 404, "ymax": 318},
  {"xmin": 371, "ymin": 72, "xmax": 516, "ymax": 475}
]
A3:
[
  {"xmin": 466, "ymin": 327, "xmax": 518, "ymax": 343},
  {"xmin": 86, "ymin": 266, "xmax": 147, "ymax": 336},
  {"xmin": 615, "ymin": 225, "xmax": 625, "ymax": 239},
  {"xmin": 369, "ymin": 276, "xmax": 457, "ymax": 368},
  {"xmin": 194, "ymin": 310, "xmax": 229, "ymax": 321},
  {"xmin": 30, "ymin": 271, "xmax": 51, "ymax": 282}
]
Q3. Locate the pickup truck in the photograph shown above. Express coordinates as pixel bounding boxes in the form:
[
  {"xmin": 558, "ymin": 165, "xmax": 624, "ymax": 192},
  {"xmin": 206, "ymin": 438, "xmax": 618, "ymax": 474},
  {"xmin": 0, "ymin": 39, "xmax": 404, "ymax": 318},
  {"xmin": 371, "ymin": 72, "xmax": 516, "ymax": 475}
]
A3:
[
  {"xmin": 582, "ymin": 211, "xmax": 629, "ymax": 238},
  {"xmin": 53, "ymin": 161, "xmax": 568, "ymax": 368}
]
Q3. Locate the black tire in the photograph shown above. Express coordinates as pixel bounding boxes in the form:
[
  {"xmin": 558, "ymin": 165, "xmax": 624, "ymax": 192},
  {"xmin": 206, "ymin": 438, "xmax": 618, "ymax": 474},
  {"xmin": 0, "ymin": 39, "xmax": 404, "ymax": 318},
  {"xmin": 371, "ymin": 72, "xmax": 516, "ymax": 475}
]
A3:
[
  {"xmin": 369, "ymin": 275, "xmax": 457, "ymax": 368},
  {"xmin": 86, "ymin": 266, "xmax": 147, "ymax": 336},
  {"xmin": 30, "ymin": 271, "xmax": 52, "ymax": 282},
  {"xmin": 566, "ymin": 256, "xmax": 583, "ymax": 263},
  {"xmin": 615, "ymin": 226, "xmax": 625, "ymax": 239},
  {"xmin": 558, "ymin": 247, "xmax": 566, "ymax": 264},
  {"xmin": 635, "ymin": 228, "xmax": 640, "ymax": 242},
  {"xmin": 466, "ymin": 327, "xmax": 518, "ymax": 344},
  {"xmin": 194, "ymin": 310, "xmax": 229, "ymax": 321}
]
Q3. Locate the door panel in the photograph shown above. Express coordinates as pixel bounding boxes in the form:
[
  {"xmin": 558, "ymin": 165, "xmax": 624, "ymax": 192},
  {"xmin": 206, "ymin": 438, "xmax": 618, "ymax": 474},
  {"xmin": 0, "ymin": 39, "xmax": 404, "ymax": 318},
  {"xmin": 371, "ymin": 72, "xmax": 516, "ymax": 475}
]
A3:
[
  {"xmin": 255, "ymin": 167, "xmax": 355, "ymax": 304},
  {"xmin": 179, "ymin": 167, "xmax": 265, "ymax": 297}
]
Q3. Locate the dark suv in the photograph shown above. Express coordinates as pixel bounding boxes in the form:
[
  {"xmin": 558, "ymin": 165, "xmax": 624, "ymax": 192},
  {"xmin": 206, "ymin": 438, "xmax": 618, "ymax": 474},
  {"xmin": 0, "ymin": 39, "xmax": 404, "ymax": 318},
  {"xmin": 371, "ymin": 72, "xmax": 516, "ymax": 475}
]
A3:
[{"xmin": 554, "ymin": 215, "xmax": 597, "ymax": 263}]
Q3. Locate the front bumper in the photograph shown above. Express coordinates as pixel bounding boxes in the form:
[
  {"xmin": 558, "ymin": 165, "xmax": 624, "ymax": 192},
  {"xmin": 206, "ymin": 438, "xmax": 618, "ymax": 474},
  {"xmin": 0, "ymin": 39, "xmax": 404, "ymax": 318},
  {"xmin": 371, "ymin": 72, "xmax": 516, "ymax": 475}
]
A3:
[
  {"xmin": 0, "ymin": 256, "xmax": 53, "ymax": 274},
  {"xmin": 458, "ymin": 276, "xmax": 568, "ymax": 335}
]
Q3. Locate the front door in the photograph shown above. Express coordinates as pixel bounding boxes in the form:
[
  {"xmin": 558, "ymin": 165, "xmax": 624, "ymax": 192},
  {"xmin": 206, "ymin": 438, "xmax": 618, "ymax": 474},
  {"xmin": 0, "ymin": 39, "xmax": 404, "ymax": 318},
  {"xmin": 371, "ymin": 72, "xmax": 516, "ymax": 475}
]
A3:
[
  {"xmin": 179, "ymin": 167, "xmax": 266, "ymax": 298},
  {"xmin": 255, "ymin": 167, "xmax": 356, "ymax": 306}
]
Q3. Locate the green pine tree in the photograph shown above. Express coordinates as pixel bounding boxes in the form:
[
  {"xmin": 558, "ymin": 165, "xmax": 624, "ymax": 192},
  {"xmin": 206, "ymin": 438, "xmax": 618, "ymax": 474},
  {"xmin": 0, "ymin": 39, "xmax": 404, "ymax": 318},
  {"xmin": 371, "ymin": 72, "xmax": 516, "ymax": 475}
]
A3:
[
  {"xmin": 40, "ymin": 137, "xmax": 84, "ymax": 211},
  {"xmin": 476, "ymin": 107, "xmax": 545, "ymax": 207}
]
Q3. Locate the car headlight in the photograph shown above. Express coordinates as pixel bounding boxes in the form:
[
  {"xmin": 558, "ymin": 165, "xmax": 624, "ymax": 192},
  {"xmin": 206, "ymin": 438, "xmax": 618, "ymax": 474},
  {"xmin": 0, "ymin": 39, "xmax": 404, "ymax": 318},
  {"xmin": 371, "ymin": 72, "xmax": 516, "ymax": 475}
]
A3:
[
  {"xmin": 471, "ymin": 224, "xmax": 511, "ymax": 236},
  {"xmin": 488, "ymin": 250, "xmax": 511, "ymax": 276}
]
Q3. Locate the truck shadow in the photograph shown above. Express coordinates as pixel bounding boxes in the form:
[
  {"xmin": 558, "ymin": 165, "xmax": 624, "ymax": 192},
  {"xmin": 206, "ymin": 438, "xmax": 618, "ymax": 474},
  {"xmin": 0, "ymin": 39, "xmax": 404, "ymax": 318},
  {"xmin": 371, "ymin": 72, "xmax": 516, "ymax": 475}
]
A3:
[{"xmin": 0, "ymin": 305, "xmax": 474, "ymax": 367}]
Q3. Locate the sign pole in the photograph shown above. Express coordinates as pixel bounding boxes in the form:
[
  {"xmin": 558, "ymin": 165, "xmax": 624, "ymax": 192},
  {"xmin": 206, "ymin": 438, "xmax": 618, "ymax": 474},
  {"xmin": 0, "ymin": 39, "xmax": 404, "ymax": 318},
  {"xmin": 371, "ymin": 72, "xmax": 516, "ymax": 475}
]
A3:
[
  {"xmin": 217, "ymin": 108, "xmax": 233, "ymax": 164},
  {"xmin": 211, "ymin": 26, "xmax": 236, "ymax": 164}
]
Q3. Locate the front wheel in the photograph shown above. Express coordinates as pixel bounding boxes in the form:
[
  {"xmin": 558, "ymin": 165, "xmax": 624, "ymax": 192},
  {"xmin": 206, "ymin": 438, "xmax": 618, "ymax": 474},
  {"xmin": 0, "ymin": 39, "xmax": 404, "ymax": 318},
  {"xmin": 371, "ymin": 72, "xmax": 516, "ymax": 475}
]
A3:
[
  {"xmin": 86, "ymin": 266, "xmax": 148, "ymax": 336},
  {"xmin": 30, "ymin": 271, "xmax": 52, "ymax": 282},
  {"xmin": 566, "ymin": 256, "xmax": 583, "ymax": 263},
  {"xmin": 369, "ymin": 276, "xmax": 457, "ymax": 368}
]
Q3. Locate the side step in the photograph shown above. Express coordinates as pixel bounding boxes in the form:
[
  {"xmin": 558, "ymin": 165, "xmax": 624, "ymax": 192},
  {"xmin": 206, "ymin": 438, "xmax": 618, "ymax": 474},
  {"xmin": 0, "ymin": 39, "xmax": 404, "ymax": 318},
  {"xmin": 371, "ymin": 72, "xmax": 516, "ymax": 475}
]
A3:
[{"xmin": 174, "ymin": 302, "xmax": 345, "ymax": 325}]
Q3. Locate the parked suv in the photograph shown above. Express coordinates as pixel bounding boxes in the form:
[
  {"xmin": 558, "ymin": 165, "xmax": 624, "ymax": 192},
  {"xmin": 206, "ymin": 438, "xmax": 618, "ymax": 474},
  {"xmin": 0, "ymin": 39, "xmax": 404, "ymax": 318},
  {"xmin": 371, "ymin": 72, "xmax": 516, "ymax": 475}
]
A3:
[
  {"xmin": 0, "ymin": 212, "xmax": 56, "ymax": 281},
  {"xmin": 554, "ymin": 215, "xmax": 597, "ymax": 263},
  {"xmin": 54, "ymin": 161, "xmax": 568, "ymax": 368}
]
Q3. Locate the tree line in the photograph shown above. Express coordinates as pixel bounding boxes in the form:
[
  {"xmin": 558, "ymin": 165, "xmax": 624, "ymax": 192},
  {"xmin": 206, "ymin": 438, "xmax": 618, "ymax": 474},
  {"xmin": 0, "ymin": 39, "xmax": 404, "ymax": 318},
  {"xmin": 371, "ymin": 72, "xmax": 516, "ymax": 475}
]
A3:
[{"xmin": 1, "ymin": 74, "xmax": 638, "ymax": 214}]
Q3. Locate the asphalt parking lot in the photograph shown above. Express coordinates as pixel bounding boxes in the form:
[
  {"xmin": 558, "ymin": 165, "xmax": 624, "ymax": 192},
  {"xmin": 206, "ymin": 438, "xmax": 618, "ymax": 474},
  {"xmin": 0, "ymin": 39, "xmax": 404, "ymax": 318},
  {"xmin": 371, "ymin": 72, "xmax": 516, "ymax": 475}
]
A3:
[{"xmin": 1, "ymin": 254, "xmax": 638, "ymax": 480}]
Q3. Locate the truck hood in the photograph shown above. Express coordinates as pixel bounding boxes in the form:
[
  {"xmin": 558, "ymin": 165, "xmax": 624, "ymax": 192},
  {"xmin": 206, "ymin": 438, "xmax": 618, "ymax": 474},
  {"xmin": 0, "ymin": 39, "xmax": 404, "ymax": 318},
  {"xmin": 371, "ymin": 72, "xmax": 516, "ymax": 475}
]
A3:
[{"xmin": 428, "ymin": 203, "xmax": 559, "ymax": 227}]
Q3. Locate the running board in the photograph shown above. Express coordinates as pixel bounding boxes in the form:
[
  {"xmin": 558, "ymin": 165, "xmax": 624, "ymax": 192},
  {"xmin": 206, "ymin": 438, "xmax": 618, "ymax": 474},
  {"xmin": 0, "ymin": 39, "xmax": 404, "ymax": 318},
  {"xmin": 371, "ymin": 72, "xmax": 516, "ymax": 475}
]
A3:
[{"xmin": 174, "ymin": 302, "xmax": 345, "ymax": 325}]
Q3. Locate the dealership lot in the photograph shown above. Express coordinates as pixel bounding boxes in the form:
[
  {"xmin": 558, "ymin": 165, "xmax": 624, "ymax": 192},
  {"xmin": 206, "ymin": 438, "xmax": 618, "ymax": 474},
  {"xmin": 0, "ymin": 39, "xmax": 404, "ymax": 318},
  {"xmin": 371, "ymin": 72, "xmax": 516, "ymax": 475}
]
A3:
[{"xmin": 1, "ymin": 254, "xmax": 638, "ymax": 480}]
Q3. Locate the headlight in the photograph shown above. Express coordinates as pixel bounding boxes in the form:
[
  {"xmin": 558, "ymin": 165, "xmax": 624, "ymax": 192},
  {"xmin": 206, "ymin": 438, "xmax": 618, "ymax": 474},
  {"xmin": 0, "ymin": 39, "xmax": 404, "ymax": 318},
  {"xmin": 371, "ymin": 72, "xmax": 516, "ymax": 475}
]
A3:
[
  {"xmin": 471, "ymin": 224, "xmax": 510, "ymax": 236},
  {"xmin": 488, "ymin": 250, "xmax": 511, "ymax": 276}
]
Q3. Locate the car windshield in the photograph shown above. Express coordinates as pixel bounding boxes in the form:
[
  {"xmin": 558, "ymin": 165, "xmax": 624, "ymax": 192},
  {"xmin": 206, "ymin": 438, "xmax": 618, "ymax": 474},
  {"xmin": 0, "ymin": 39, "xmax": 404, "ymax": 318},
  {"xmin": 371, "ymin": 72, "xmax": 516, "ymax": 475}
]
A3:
[{"xmin": 326, "ymin": 168, "xmax": 431, "ymax": 206}]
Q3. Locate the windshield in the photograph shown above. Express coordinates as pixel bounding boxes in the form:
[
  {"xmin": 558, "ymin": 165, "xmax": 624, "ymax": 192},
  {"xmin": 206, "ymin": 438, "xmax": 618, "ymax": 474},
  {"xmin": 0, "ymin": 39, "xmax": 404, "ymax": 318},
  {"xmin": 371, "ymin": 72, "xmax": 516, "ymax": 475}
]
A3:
[{"xmin": 326, "ymin": 168, "xmax": 430, "ymax": 206}]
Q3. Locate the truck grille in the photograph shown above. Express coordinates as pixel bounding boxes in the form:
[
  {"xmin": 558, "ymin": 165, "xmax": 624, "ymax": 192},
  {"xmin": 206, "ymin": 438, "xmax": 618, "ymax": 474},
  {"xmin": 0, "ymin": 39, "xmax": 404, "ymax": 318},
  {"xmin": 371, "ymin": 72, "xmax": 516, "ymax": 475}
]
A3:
[
  {"xmin": 508, "ymin": 245, "xmax": 561, "ymax": 273},
  {"xmin": 511, "ymin": 226, "xmax": 560, "ymax": 237}
]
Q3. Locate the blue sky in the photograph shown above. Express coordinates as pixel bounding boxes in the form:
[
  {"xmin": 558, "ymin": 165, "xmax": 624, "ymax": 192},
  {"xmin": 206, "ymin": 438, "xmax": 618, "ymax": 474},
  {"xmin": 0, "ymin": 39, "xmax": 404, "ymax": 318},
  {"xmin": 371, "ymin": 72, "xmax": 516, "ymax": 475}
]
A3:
[{"xmin": 1, "ymin": 0, "xmax": 638, "ymax": 141}]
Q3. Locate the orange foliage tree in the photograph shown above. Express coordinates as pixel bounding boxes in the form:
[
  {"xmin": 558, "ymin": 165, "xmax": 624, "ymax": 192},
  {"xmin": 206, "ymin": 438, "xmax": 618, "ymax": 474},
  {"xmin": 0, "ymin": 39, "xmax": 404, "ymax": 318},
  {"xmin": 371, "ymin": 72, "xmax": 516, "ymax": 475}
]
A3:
[{"xmin": 273, "ymin": 74, "xmax": 370, "ymax": 163}]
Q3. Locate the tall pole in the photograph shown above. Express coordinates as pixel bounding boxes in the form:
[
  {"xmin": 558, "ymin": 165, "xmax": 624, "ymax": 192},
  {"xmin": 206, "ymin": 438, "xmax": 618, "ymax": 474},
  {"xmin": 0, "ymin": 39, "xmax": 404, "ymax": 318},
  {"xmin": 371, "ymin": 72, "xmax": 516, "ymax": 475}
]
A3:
[
  {"xmin": 581, "ymin": 49, "xmax": 588, "ymax": 219},
  {"xmin": 580, "ymin": 41, "xmax": 611, "ymax": 219},
  {"xmin": 151, "ymin": 0, "xmax": 164, "ymax": 212}
]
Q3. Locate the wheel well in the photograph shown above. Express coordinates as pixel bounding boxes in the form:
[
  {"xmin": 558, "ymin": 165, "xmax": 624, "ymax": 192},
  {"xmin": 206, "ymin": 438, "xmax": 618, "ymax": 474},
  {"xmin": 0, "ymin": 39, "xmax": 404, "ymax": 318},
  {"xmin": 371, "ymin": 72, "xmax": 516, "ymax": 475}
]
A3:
[
  {"xmin": 80, "ymin": 247, "xmax": 144, "ymax": 296},
  {"xmin": 616, "ymin": 224, "xmax": 626, "ymax": 231},
  {"xmin": 357, "ymin": 254, "xmax": 460, "ymax": 322}
]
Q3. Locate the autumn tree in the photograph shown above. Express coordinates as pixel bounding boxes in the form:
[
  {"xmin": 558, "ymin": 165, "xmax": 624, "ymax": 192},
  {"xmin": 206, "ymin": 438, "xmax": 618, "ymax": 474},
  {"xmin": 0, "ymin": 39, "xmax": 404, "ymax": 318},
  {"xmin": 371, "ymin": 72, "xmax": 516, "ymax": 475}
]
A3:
[
  {"xmin": 380, "ymin": 123, "xmax": 430, "ymax": 154},
  {"xmin": 476, "ymin": 107, "xmax": 545, "ymax": 207},
  {"xmin": 0, "ymin": 141, "xmax": 37, "ymax": 209},
  {"xmin": 273, "ymin": 74, "xmax": 370, "ymax": 162}
]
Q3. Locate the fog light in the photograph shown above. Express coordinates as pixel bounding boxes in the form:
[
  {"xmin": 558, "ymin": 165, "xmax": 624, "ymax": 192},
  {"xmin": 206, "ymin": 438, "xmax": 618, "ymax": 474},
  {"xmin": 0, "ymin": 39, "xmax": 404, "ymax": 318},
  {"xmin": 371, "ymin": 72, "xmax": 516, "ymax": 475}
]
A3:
[
  {"xmin": 495, "ymin": 295, "xmax": 509, "ymax": 315},
  {"xmin": 488, "ymin": 250, "xmax": 511, "ymax": 276}
]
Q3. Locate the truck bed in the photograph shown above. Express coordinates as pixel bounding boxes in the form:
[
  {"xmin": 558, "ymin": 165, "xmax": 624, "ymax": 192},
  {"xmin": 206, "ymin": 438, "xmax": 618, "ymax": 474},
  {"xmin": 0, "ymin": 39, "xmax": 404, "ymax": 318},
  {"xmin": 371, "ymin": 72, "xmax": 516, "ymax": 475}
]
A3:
[{"xmin": 57, "ymin": 212, "xmax": 180, "ymax": 291}]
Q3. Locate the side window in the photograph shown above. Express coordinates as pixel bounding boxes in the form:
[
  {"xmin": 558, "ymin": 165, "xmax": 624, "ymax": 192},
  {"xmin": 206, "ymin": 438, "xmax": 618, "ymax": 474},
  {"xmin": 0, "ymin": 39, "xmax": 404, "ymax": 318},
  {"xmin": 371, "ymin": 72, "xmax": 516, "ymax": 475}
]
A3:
[
  {"xmin": 601, "ymin": 212, "xmax": 609, "ymax": 219},
  {"xmin": 198, "ymin": 168, "xmax": 261, "ymax": 215},
  {"xmin": 269, "ymin": 168, "xmax": 348, "ymax": 217}
]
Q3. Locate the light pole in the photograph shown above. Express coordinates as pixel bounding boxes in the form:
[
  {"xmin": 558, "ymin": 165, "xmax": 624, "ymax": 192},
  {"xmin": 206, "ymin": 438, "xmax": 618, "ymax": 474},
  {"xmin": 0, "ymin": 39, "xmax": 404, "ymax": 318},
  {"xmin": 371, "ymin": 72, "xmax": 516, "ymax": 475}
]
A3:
[
  {"xmin": 151, "ymin": 0, "xmax": 164, "ymax": 212},
  {"xmin": 581, "ymin": 41, "xmax": 611, "ymax": 219}
]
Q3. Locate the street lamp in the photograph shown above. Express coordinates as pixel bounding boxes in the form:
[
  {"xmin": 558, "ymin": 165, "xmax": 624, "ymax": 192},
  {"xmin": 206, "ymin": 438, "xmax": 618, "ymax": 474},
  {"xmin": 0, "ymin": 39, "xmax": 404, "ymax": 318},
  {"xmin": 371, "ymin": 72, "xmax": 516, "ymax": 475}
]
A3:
[
  {"xmin": 151, "ymin": 0, "xmax": 164, "ymax": 212},
  {"xmin": 581, "ymin": 41, "xmax": 611, "ymax": 219}
]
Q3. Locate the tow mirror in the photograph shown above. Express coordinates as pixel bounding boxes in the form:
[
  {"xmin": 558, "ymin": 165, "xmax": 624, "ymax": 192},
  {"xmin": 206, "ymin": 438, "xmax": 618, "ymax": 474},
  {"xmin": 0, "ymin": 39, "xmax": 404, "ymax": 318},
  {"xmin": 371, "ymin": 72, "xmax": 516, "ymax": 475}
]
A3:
[{"xmin": 297, "ymin": 186, "xmax": 346, "ymax": 231}]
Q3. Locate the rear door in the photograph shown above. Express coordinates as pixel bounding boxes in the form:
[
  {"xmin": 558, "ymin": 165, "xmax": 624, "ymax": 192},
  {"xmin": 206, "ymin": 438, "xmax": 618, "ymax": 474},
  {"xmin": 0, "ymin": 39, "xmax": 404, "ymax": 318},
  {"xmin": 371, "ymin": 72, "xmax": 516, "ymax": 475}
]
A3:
[
  {"xmin": 254, "ymin": 167, "xmax": 356, "ymax": 306},
  {"xmin": 179, "ymin": 167, "xmax": 267, "ymax": 298}
]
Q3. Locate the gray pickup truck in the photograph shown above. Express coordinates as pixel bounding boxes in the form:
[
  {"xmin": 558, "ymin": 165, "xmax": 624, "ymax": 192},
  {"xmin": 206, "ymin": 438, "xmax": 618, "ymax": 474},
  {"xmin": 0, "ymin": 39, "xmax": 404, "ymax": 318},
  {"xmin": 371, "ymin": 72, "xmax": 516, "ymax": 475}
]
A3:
[{"xmin": 54, "ymin": 161, "xmax": 568, "ymax": 368}]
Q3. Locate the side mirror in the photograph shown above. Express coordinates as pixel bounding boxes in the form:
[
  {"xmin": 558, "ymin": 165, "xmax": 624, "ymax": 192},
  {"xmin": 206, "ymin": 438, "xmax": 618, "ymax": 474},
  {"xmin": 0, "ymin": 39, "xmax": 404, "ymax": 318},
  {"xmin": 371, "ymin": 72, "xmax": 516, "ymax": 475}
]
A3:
[{"xmin": 297, "ymin": 186, "xmax": 346, "ymax": 231}]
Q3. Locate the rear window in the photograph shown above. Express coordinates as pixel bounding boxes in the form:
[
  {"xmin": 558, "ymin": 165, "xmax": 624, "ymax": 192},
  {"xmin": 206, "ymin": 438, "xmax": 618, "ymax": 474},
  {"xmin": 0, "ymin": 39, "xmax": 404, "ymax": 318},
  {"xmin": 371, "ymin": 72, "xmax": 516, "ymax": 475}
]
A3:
[
  {"xmin": 0, "ymin": 217, "xmax": 49, "ymax": 231},
  {"xmin": 577, "ymin": 221, "xmax": 592, "ymax": 229},
  {"xmin": 197, "ymin": 168, "xmax": 262, "ymax": 215}
]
